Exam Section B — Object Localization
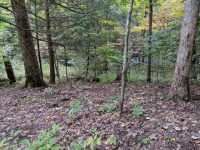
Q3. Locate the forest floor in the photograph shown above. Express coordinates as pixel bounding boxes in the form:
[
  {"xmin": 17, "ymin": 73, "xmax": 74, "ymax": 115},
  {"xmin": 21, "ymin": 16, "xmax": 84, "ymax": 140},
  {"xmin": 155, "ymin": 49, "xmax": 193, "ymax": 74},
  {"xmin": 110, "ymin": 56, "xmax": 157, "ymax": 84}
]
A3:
[{"xmin": 0, "ymin": 82, "xmax": 200, "ymax": 150}]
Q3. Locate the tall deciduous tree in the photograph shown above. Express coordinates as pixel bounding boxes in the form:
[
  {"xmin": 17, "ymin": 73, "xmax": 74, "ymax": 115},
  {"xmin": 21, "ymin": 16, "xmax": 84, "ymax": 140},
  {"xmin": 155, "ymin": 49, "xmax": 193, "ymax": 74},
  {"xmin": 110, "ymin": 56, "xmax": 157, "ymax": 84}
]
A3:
[
  {"xmin": 120, "ymin": 0, "xmax": 134, "ymax": 114},
  {"xmin": 45, "ymin": 0, "xmax": 56, "ymax": 84},
  {"xmin": 170, "ymin": 0, "xmax": 200, "ymax": 100},
  {"xmin": 11, "ymin": 0, "xmax": 46, "ymax": 87}
]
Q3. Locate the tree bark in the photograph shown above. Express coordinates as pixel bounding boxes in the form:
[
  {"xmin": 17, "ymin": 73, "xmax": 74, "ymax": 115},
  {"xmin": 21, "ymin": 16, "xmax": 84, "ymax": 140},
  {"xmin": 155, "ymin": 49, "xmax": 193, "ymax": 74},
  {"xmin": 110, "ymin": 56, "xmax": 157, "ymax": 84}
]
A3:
[
  {"xmin": 115, "ymin": 68, "xmax": 121, "ymax": 81},
  {"xmin": 64, "ymin": 46, "xmax": 68, "ymax": 81},
  {"xmin": 11, "ymin": 0, "xmax": 46, "ymax": 87},
  {"xmin": 120, "ymin": 0, "xmax": 134, "ymax": 114},
  {"xmin": 35, "ymin": 0, "xmax": 43, "ymax": 78},
  {"xmin": 54, "ymin": 47, "xmax": 60, "ymax": 79},
  {"xmin": 147, "ymin": 0, "xmax": 153, "ymax": 82},
  {"xmin": 191, "ymin": 40, "xmax": 197, "ymax": 79},
  {"xmin": 45, "ymin": 0, "xmax": 56, "ymax": 83},
  {"xmin": 3, "ymin": 56, "xmax": 16, "ymax": 84},
  {"xmin": 170, "ymin": 0, "xmax": 200, "ymax": 100}
]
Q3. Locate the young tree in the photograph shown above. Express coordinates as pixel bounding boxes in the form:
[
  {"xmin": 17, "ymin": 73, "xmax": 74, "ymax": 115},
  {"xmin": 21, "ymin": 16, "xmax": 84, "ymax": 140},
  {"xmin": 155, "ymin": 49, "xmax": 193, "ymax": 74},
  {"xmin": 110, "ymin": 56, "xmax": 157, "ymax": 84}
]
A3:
[
  {"xmin": 170, "ymin": 0, "xmax": 200, "ymax": 100},
  {"xmin": 11, "ymin": 0, "xmax": 46, "ymax": 87},
  {"xmin": 147, "ymin": 0, "xmax": 153, "ymax": 82},
  {"xmin": 120, "ymin": 0, "xmax": 134, "ymax": 114},
  {"xmin": 45, "ymin": 0, "xmax": 56, "ymax": 83}
]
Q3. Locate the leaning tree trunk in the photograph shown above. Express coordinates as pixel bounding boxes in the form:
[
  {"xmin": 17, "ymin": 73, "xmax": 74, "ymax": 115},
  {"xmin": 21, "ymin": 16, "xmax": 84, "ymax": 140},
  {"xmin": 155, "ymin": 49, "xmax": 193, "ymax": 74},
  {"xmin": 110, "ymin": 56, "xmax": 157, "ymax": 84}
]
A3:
[
  {"xmin": 11, "ymin": 0, "xmax": 46, "ymax": 87},
  {"xmin": 3, "ymin": 56, "xmax": 16, "ymax": 84},
  {"xmin": 170, "ymin": 0, "xmax": 200, "ymax": 100},
  {"xmin": 120, "ymin": 0, "xmax": 134, "ymax": 114},
  {"xmin": 45, "ymin": 0, "xmax": 56, "ymax": 83}
]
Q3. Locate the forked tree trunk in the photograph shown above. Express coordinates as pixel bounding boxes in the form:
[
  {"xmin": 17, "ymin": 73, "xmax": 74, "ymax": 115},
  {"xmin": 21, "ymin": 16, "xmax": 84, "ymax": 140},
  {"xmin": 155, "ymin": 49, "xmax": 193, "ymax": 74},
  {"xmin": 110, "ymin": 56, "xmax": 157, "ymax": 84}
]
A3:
[
  {"xmin": 170, "ymin": 0, "xmax": 200, "ymax": 100},
  {"xmin": 3, "ymin": 56, "xmax": 16, "ymax": 84},
  {"xmin": 120, "ymin": 0, "xmax": 134, "ymax": 114},
  {"xmin": 45, "ymin": 0, "xmax": 56, "ymax": 83},
  {"xmin": 11, "ymin": 0, "xmax": 46, "ymax": 87}
]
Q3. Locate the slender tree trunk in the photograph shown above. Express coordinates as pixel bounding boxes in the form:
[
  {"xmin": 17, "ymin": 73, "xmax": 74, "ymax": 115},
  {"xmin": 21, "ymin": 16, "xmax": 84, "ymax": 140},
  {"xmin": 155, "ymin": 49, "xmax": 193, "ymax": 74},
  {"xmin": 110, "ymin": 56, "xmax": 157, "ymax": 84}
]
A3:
[
  {"xmin": 34, "ymin": 0, "xmax": 43, "ymax": 78},
  {"xmin": 64, "ymin": 46, "xmax": 68, "ymax": 81},
  {"xmin": 142, "ymin": 8, "xmax": 148, "ymax": 63},
  {"xmin": 120, "ymin": 0, "xmax": 134, "ymax": 115},
  {"xmin": 45, "ymin": 0, "xmax": 56, "ymax": 83},
  {"xmin": 170, "ymin": 0, "xmax": 200, "ymax": 100},
  {"xmin": 86, "ymin": 45, "xmax": 90, "ymax": 78},
  {"xmin": 3, "ymin": 56, "xmax": 16, "ymax": 84},
  {"xmin": 54, "ymin": 47, "xmax": 60, "ymax": 79},
  {"xmin": 147, "ymin": 0, "xmax": 153, "ymax": 82},
  {"xmin": 11, "ymin": 0, "xmax": 46, "ymax": 87}
]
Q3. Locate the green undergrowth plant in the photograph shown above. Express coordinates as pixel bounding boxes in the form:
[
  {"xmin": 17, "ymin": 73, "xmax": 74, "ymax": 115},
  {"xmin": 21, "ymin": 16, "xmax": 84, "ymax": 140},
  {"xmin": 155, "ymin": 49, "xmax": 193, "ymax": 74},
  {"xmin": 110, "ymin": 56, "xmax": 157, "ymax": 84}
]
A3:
[
  {"xmin": 20, "ymin": 96, "xmax": 36, "ymax": 104},
  {"xmin": 0, "ymin": 129, "xmax": 22, "ymax": 149},
  {"xmin": 136, "ymin": 137, "xmax": 150, "ymax": 146},
  {"xmin": 0, "ymin": 124, "xmax": 60, "ymax": 150},
  {"xmin": 86, "ymin": 128, "xmax": 102, "ymax": 150},
  {"xmin": 97, "ymin": 103, "xmax": 116, "ymax": 113},
  {"xmin": 156, "ymin": 92, "xmax": 164, "ymax": 101},
  {"xmin": 66, "ymin": 100, "xmax": 84, "ymax": 116},
  {"xmin": 108, "ymin": 95, "xmax": 121, "ymax": 101},
  {"xmin": 43, "ymin": 87, "xmax": 58, "ymax": 98},
  {"xmin": 129, "ymin": 99, "xmax": 144, "ymax": 117},
  {"xmin": 70, "ymin": 128, "xmax": 101, "ymax": 150},
  {"xmin": 106, "ymin": 134, "xmax": 117, "ymax": 145},
  {"xmin": 70, "ymin": 129, "xmax": 117, "ymax": 150},
  {"xmin": 70, "ymin": 137, "xmax": 87, "ymax": 150}
]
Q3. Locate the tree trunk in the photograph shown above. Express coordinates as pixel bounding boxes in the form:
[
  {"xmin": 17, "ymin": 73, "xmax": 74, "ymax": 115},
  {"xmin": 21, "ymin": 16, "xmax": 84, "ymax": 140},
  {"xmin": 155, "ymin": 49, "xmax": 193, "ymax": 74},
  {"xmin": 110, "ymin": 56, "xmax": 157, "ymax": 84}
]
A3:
[
  {"xmin": 64, "ymin": 46, "xmax": 68, "ymax": 81},
  {"xmin": 86, "ymin": 45, "xmax": 90, "ymax": 78},
  {"xmin": 120, "ymin": 0, "xmax": 134, "ymax": 114},
  {"xmin": 170, "ymin": 0, "xmax": 200, "ymax": 100},
  {"xmin": 3, "ymin": 56, "xmax": 16, "ymax": 84},
  {"xmin": 54, "ymin": 47, "xmax": 60, "ymax": 79},
  {"xmin": 45, "ymin": 0, "xmax": 56, "ymax": 83},
  {"xmin": 115, "ymin": 68, "xmax": 121, "ymax": 81},
  {"xmin": 11, "ymin": 0, "xmax": 46, "ymax": 87},
  {"xmin": 191, "ymin": 40, "xmax": 197, "ymax": 79},
  {"xmin": 35, "ymin": 0, "xmax": 43, "ymax": 78},
  {"xmin": 147, "ymin": 0, "xmax": 153, "ymax": 82},
  {"xmin": 142, "ymin": 8, "xmax": 148, "ymax": 63}
]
